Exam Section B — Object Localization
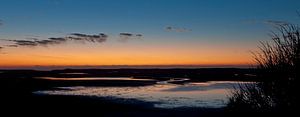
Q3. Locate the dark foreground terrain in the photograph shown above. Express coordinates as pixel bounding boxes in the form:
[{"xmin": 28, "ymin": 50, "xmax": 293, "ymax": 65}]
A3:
[{"xmin": 0, "ymin": 68, "xmax": 280, "ymax": 116}]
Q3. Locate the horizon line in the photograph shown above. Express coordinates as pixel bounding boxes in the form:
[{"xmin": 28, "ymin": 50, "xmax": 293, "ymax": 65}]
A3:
[{"xmin": 0, "ymin": 64, "xmax": 256, "ymax": 70}]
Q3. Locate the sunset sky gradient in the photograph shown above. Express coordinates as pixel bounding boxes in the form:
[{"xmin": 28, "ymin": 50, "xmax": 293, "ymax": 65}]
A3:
[{"xmin": 1, "ymin": 0, "xmax": 299, "ymax": 68}]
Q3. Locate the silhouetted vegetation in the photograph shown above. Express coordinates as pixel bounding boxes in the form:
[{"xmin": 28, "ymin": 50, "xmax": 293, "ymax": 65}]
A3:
[{"xmin": 227, "ymin": 22, "xmax": 299, "ymax": 113}]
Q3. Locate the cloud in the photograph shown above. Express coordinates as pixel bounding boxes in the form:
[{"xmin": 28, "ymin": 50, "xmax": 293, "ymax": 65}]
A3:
[
  {"xmin": 165, "ymin": 26, "xmax": 192, "ymax": 32},
  {"xmin": 7, "ymin": 33, "xmax": 108, "ymax": 47},
  {"xmin": 264, "ymin": 20, "xmax": 289, "ymax": 26},
  {"xmin": 2, "ymin": 32, "xmax": 142, "ymax": 49},
  {"xmin": 8, "ymin": 40, "xmax": 38, "ymax": 46},
  {"xmin": 6, "ymin": 45, "xmax": 18, "ymax": 47},
  {"xmin": 119, "ymin": 33, "xmax": 143, "ymax": 42},
  {"xmin": 36, "ymin": 38, "xmax": 67, "ymax": 46},
  {"xmin": 241, "ymin": 19, "xmax": 289, "ymax": 26},
  {"xmin": 69, "ymin": 33, "xmax": 108, "ymax": 43}
]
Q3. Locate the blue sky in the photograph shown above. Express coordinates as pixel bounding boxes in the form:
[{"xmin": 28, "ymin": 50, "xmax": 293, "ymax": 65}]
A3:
[
  {"xmin": 0, "ymin": 0, "xmax": 300, "ymax": 67},
  {"xmin": 1, "ymin": 0, "xmax": 299, "ymax": 38}
]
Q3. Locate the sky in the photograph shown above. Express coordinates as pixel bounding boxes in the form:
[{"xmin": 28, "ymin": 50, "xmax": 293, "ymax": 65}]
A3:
[{"xmin": 0, "ymin": 0, "xmax": 300, "ymax": 68}]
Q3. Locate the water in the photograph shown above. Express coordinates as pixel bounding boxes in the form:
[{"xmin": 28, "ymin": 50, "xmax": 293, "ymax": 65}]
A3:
[
  {"xmin": 34, "ymin": 77, "xmax": 253, "ymax": 108},
  {"xmin": 35, "ymin": 77, "xmax": 155, "ymax": 81}
]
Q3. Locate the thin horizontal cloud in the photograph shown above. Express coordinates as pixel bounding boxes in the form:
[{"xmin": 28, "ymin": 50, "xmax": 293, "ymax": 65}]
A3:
[
  {"xmin": 264, "ymin": 20, "xmax": 289, "ymax": 26},
  {"xmin": 1, "ymin": 32, "xmax": 139, "ymax": 48},
  {"xmin": 119, "ymin": 33, "xmax": 143, "ymax": 42},
  {"xmin": 8, "ymin": 40, "xmax": 38, "ymax": 46},
  {"xmin": 36, "ymin": 37, "xmax": 67, "ymax": 46},
  {"xmin": 165, "ymin": 26, "xmax": 192, "ymax": 33},
  {"xmin": 69, "ymin": 33, "xmax": 108, "ymax": 43},
  {"xmin": 6, "ymin": 45, "xmax": 18, "ymax": 47},
  {"xmin": 6, "ymin": 33, "xmax": 108, "ymax": 47},
  {"xmin": 242, "ymin": 19, "xmax": 289, "ymax": 26}
]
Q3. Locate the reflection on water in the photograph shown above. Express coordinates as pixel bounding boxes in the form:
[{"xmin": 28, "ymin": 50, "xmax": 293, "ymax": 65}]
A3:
[
  {"xmin": 35, "ymin": 77, "xmax": 155, "ymax": 81},
  {"xmin": 59, "ymin": 73, "xmax": 89, "ymax": 75},
  {"xmin": 34, "ymin": 78, "xmax": 253, "ymax": 108}
]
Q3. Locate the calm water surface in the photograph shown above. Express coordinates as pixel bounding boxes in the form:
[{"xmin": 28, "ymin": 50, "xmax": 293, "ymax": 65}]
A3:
[{"xmin": 34, "ymin": 77, "xmax": 253, "ymax": 108}]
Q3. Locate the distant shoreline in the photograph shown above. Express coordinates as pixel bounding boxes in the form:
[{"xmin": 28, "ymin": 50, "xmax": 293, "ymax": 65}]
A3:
[
  {"xmin": 0, "ymin": 68, "xmax": 258, "ymax": 83},
  {"xmin": 0, "ymin": 65, "xmax": 255, "ymax": 70}
]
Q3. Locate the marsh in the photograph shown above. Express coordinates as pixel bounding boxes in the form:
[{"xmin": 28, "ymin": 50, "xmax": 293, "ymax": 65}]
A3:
[{"xmin": 34, "ymin": 77, "xmax": 254, "ymax": 108}]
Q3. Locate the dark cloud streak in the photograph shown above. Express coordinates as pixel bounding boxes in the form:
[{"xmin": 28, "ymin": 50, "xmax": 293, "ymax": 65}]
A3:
[
  {"xmin": 1, "ymin": 32, "xmax": 142, "ymax": 48},
  {"xmin": 165, "ymin": 26, "xmax": 192, "ymax": 32},
  {"xmin": 9, "ymin": 40, "xmax": 38, "ymax": 46},
  {"xmin": 7, "ymin": 45, "xmax": 18, "ymax": 47},
  {"xmin": 7, "ymin": 33, "xmax": 108, "ymax": 47},
  {"xmin": 119, "ymin": 33, "xmax": 143, "ymax": 42},
  {"xmin": 69, "ymin": 33, "xmax": 108, "ymax": 43},
  {"xmin": 242, "ymin": 19, "xmax": 289, "ymax": 26}
]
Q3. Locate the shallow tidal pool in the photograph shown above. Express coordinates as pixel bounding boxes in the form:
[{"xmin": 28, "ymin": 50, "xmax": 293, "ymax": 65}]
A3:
[{"xmin": 34, "ymin": 78, "xmax": 253, "ymax": 108}]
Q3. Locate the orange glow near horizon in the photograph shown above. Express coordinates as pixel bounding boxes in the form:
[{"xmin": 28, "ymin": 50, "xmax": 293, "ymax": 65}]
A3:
[{"xmin": 0, "ymin": 40, "xmax": 256, "ymax": 67}]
